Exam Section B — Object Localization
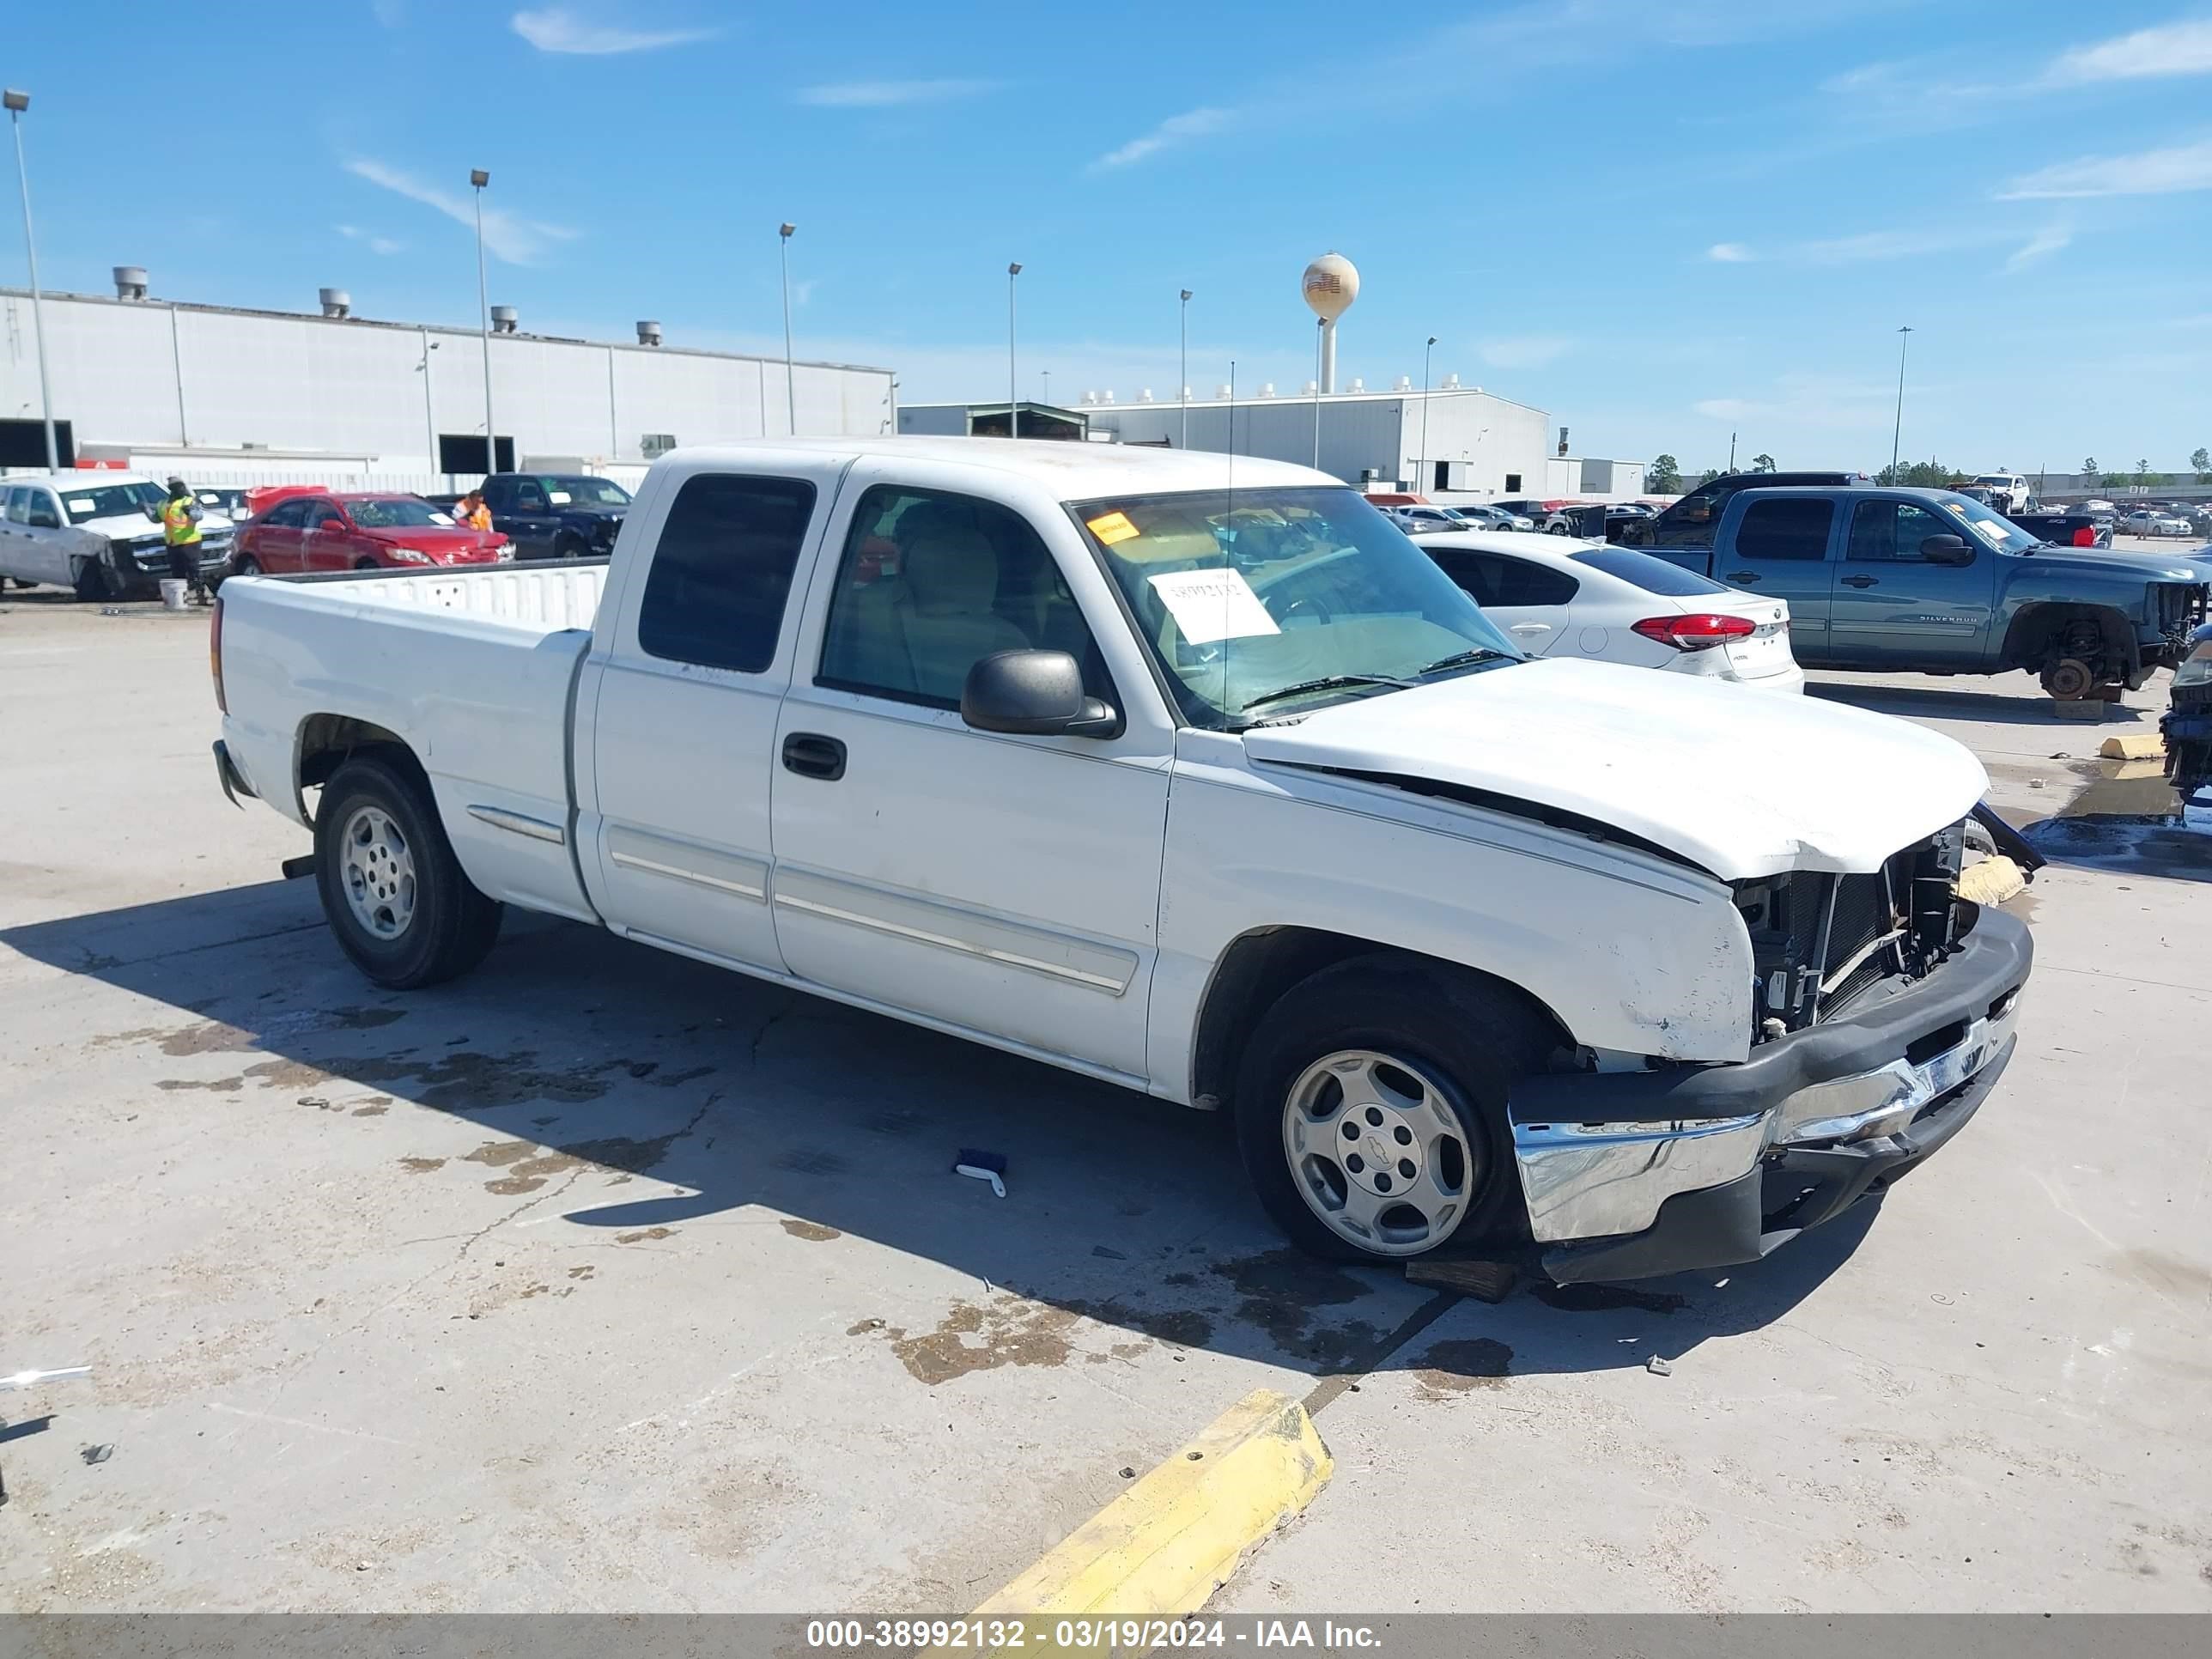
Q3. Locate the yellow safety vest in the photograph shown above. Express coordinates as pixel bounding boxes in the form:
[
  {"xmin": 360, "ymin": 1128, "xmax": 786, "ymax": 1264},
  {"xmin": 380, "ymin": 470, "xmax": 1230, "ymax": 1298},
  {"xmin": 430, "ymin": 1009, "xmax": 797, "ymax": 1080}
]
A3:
[{"xmin": 162, "ymin": 496, "xmax": 202, "ymax": 546}]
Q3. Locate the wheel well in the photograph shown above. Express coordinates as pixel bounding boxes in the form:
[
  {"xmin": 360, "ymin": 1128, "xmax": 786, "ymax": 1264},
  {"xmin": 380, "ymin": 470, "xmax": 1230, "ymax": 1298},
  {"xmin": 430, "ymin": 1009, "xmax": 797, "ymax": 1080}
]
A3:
[
  {"xmin": 1188, "ymin": 927, "xmax": 1575, "ymax": 1109},
  {"xmin": 2001, "ymin": 603, "xmax": 2135, "ymax": 675},
  {"xmin": 295, "ymin": 714, "xmax": 424, "ymax": 822}
]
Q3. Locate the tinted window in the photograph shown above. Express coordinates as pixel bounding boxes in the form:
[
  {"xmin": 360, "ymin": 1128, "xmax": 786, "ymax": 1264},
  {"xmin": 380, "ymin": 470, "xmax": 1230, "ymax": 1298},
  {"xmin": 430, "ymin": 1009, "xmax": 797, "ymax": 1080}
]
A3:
[
  {"xmin": 636, "ymin": 473, "xmax": 817, "ymax": 673},
  {"xmin": 1848, "ymin": 500, "xmax": 1954, "ymax": 562},
  {"xmin": 3, "ymin": 488, "xmax": 27, "ymax": 525},
  {"xmin": 1437, "ymin": 550, "xmax": 1577, "ymax": 607},
  {"xmin": 303, "ymin": 501, "xmax": 343, "ymax": 528},
  {"xmin": 1570, "ymin": 546, "xmax": 1729, "ymax": 595},
  {"xmin": 264, "ymin": 500, "xmax": 307, "ymax": 528},
  {"xmin": 819, "ymin": 484, "xmax": 1108, "ymax": 708},
  {"xmin": 1735, "ymin": 498, "xmax": 1834, "ymax": 562},
  {"xmin": 513, "ymin": 483, "xmax": 548, "ymax": 511}
]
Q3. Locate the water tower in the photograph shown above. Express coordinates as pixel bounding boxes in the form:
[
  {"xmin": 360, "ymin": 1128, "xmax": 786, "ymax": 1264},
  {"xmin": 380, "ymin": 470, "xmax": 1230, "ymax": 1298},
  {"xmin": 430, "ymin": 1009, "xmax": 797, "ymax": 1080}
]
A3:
[{"xmin": 1301, "ymin": 252, "xmax": 1359, "ymax": 393}]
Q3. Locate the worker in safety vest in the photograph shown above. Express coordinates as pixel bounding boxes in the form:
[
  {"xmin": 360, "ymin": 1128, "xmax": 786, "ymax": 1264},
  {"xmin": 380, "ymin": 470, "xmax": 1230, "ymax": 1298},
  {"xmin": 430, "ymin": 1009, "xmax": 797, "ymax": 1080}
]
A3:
[
  {"xmin": 454, "ymin": 489, "xmax": 491, "ymax": 533},
  {"xmin": 161, "ymin": 477, "xmax": 210, "ymax": 605}
]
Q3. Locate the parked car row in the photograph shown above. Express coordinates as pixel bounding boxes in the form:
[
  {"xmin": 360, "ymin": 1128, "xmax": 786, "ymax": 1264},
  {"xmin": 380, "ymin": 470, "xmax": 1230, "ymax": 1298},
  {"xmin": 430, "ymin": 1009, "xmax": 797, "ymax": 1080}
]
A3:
[
  {"xmin": 210, "ymin": 438, "xmax": 2031, "ymax": 1285},
  {"xmin": 0, "ymin": 468, "xmax": 636, "ymax": 599}
]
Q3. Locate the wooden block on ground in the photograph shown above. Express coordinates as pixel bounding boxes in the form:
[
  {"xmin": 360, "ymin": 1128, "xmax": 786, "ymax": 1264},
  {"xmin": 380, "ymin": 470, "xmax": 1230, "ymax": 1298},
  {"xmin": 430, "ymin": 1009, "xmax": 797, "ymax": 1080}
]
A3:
[
  {"xmin": 1406, "ymin": 1258, "xmax": 1520, "ymax": 1304},
  {"xmin": 2100, "ymin": 733, "xmax": 2166, "ymax": 761},
  {"xmin": 2051, "ymin": 698, "xmax": 2117, "ymax": 721}
]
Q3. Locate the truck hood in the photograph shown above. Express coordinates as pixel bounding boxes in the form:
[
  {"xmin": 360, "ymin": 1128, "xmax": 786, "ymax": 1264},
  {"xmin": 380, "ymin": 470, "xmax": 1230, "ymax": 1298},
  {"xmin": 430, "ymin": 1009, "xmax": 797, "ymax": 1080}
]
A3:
[
  {"xmin": 2035, "ymin": 548, "xmax": 2212, "ymax": 582},
  {"xmin": 81, "ymin": 510, "xmax": 235, "ymax": 538},
  {"xmin": 1240, "ymin": 658, "xmax": 1988, "ymax": 880}
]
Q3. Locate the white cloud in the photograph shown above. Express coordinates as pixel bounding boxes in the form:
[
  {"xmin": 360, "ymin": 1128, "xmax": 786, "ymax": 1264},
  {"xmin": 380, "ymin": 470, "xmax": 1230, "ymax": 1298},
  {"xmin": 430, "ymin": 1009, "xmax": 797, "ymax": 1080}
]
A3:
[
  {"xmin": 509, "ymin": 8, "xmax": 713, "ymax": 55},
  {"xmin": 337, "ymin": 224, "xmax": 406, "ymax": 256},
  {"xmin": 1706, "ymin": 241, "xmax": 1754, "ymax": 262},
  {"xmin": 1089, "ymin": 107, "xmax": 1231, "ymax": 172},
  {"xmin": 1999, "ymin": 137, "xmax": 2212, "ymax": 199},
  {"xmin": 1795, "ymin": 227, "xmax": 1970, "ymax": 264},
  {"xmin": 2049, "ymin": 19, "xmax": 2212, "ymax": 83},
  {"xmin": 2002, "ymin": 222, "xmax": 2071, "ymax": 274},
  {"xmin": 343, "ymin": 160, "xmax": 576, "ymax": 264},
  {"xmin": 1477, "ymin": 336, "xmax": 1574, "ymax": 369},
  {"xmin": 795, "ymin": 78, "xmax": 999, "ymax": 108}
]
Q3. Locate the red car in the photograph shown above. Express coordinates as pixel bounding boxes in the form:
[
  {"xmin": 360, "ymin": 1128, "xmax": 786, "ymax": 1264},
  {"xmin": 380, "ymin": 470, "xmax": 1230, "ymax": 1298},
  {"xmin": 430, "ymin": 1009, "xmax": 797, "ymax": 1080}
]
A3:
[{"xmin": 231, "ymin": 492, "xmax": 512, "ymax": 575}]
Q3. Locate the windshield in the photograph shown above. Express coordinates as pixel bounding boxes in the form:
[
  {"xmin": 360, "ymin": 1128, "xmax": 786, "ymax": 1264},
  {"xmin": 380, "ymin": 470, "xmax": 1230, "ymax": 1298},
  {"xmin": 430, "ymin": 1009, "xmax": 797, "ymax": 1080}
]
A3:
[
  {"xmin": 1073, "ymin": 485, "xmax": 1522, "ymax": 727},
  {"xmin": 1931, "ymin": 491, "xmax": 2041, "ymax": 552},
  {"xmin": 1571, "ymin": 546, "xmax": 1729, "ymax": 596},
  {"xmin": 1972, "ymin": 476, "xmax": 2014, "ymax": 489},
  {"xmin": 540, "ymin": 476, "xmax": 630, "ymax": 507},
  {"xmin": 348, "ymin": 498, "xmax": 456, "ymax": 529},
  {"xmin": 59, "ymin": 481, "xmax": 168, "ymax": 525}
]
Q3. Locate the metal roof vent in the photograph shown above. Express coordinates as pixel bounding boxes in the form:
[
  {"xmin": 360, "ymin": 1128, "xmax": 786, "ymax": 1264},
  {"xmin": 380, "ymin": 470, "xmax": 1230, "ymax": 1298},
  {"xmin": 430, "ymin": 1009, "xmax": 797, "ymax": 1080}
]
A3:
[
  {"xmin": 1395, "ymin": 376, "xmax": 1413, "ymax": 391},
  {"xmin": 1138, "ymin": 388, "xmax": 1153, "ymax": 402},
  {"xmin": 489, "ymin": 306, "xmax": 520, "ymax": 334},
  {"xmin": 636, "ymin": 320, "xmax": 662, "ymax": 346},
  {"xmin": 1216, "ymin": 384, "xmax": 1232, "ymax": 399},
  {"xmin": 1347, "ymin": 377, "xmax": 1365, "ymax": 392},
  {"xmin": 1258, "ymin": 383, "xmax": 1275, "ymax": 398},
  {"xmin": 113, "ymin": 265, "xmax": 148, "ymax": 301},
  {"xmin": 319, "ymin": 288, "xmax": 351, "ymax": 319},
  {"xmin": 1441, "ymin": 373, "xmax": 1460, "ymax": 389},
  {"xmin": 1102, "ymin": 389, "xmax": 1115, "ymax": 404}
]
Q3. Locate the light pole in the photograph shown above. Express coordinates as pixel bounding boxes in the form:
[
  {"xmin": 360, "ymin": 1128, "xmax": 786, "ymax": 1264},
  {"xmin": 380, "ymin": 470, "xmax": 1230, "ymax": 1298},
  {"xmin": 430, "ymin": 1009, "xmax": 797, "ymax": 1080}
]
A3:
[
  {"xmin": 1312, "ymin": 318, "xmax": 1324, "ymax": 470},
  {"xmin": 416, "ymin": 331, "xmax": 440, "ymax": 484},
  {"xmin": 5, "ymin": 89, "xmax": 59, "ymax": 471},
  {"xmin": 1419, "ymin": 335, "xmax": 1437, "ymax": 494},
  {"xmin": 470, "ymin": 168, "xmax": 495, "ymax": 473},
  {"xmin": 1889, "ymin": 325, "xmax": 1914, "ymax": 484},
  {"xmin": 779, "ymin": 222, "xmax": 797, "ymax": 434},
  {"xmin": 1041, "ymin": 369, "xmax": 1050, "ymax": 407},
  {"xmin": 1007, "ymin": 263, "xmax": 1022, "ymax": 440},
  {"xmin": 1179, "ymin": 289, "xmax": 1192, "ymax": 449}
]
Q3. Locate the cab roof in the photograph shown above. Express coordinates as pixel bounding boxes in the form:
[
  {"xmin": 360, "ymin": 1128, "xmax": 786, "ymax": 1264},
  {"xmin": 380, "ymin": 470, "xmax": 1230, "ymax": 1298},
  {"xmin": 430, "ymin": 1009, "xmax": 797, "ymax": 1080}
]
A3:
[{"xmin": 657, "ymin": 435, "xmax": 1334, "ymax": 500}]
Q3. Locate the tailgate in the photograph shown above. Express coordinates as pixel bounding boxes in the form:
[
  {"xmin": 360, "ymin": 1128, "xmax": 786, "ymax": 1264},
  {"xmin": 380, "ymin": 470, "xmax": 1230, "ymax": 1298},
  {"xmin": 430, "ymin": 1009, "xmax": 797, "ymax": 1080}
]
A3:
[{"xmin": 1723, "ymin": 597, "xmax": 1793, "ymax": 677}]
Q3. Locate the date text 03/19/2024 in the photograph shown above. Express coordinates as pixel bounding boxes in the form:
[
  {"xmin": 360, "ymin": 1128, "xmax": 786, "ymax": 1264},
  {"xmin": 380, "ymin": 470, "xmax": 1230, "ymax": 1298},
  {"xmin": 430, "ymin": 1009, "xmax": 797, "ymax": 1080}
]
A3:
[{"xmin": 802, "ymin": 1619, "xmax": 1385, "ymax": 1650}]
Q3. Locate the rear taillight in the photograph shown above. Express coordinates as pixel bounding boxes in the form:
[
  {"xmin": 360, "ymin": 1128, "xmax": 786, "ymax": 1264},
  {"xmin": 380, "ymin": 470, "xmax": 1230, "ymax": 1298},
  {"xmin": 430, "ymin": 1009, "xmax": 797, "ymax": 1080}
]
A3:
[
  {"xmin": 210, "ymin": 595, "xmax": 227, "ymax": 714},
  {"xmin": 2073, "ymin": 526, "xmax": 2095, "ymax": 547},
  {"xmin": 1631, "ymin": 613, "xmax": 1759, "ymax": 651}
]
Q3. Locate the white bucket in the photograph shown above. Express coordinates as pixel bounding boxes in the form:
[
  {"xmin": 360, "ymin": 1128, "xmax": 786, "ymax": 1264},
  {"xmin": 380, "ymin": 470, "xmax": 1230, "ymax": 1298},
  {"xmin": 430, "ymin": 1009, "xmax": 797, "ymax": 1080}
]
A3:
[{"xmin": 159, "ymin": 578, "xmax": 189, "ymax": 611}]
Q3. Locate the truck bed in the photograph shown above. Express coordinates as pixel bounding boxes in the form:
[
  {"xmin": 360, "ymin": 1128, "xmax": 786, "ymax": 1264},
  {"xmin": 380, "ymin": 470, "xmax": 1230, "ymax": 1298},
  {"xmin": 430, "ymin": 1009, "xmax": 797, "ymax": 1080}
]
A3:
[{"xmin": 216, "ymin": 562, "xmax": 611, "ymax": 924}]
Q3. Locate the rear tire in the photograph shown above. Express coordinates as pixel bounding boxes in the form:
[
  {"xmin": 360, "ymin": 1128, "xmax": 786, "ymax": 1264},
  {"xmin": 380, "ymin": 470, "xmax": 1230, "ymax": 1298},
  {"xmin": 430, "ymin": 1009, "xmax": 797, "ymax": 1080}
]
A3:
[
  {"xmin": 1233, "ymin": 954, "xmax": 1550, "ymax": 1263},
  {"xmin": 553, "ymin": 532, "xmax": 586, "ymax": 561},
  {"xmin": 314, "ymin": 756, "xmax": 502, "ymax": 989}
]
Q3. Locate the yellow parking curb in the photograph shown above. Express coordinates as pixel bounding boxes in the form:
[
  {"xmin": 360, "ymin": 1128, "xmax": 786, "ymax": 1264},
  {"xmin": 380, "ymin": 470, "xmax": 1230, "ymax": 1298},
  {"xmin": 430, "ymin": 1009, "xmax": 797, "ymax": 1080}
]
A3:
[
  {"xmin": 2099, "ymin": 734, "xmax": 2165, "ymax": 761},
  {"xmin": 952, "ymin": 1389, "xmax": 1332, "ymax": 1626},
  {"xmin": 1958, "ymin": 856, "xmax": 2026, "ymax": 906}
]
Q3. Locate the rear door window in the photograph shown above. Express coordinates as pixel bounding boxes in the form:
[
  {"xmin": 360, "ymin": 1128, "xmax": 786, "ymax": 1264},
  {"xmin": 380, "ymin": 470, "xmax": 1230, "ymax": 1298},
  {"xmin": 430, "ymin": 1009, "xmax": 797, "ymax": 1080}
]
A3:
[
  {"xmin": 3, "ymin": 488, "xmax": 27, "ymax": 525},
  {"xmin": 636, "ymin": 473, "xmax": 817, "ymax": 674},
  {"xmin": 1735, "ymin": 498, "xmax": 1835, "ymax": 561}
]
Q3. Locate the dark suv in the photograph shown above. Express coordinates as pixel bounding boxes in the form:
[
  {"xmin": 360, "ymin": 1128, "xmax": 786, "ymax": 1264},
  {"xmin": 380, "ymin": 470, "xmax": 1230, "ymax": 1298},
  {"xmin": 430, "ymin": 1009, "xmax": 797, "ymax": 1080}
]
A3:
[{"xmin": 1617, "ymin": 471, "xmax": 1867, "ymax": 548}]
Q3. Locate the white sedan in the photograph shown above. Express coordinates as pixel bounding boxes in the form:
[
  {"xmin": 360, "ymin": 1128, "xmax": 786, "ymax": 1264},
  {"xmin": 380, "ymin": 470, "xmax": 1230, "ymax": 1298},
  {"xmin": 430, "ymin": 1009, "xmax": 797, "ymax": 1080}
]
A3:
[
  {"xmin": 2122, "ymin": 508, "xmax": 2193, "ymax": 537},
  {"xmin": 1410, "ymin": 529, "xmax": 1806, "ymax": 691}
]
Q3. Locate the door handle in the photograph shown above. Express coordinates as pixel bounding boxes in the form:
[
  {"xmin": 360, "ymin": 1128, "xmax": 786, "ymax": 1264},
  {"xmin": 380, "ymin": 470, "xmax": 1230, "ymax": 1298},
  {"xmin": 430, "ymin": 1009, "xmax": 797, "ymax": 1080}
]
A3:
[
  {"xmin": 781, "ymin": 732, "xmax": 848, "ymax": 781},
  {"xmin": 1841, "ymin": 574, "xmax": 1880, "ymax": 588},
  {"xmin": 1725, "ymin": 571, "xmax": 1760, "ymax": 583},
  {"xmin": 1509, "ymin": 622, "xmax": 1552, "ymax": 635}
]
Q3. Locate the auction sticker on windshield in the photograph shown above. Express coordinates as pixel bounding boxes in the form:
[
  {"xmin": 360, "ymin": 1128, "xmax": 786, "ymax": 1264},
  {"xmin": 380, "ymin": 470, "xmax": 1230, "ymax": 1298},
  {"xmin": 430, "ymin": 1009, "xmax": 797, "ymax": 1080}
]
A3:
[
  {"xmin": 1942, "ymin": 500, "xmax": 2013, "ymax": 548},
  {"xmin": 1148, "ymin": 568, "xmax": 1282, "ymax": 645},
  {"xmin": 66, "ymin": 497, "xmax": 96, "ymax": 514},
  {"xmin": 1086, "ymin": 509, "xmax": 1142, "ymax": 545}
]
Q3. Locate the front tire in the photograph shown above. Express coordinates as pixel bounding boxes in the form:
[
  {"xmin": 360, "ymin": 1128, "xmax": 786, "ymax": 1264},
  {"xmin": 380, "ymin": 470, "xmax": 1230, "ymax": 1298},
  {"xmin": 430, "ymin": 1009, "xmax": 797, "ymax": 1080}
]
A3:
[
  {"xmin": 232, "ymin": 555, "xmax": 261, "ymax": 576},
  {"xmin": 1233, "ymin": 955, "xmax": 1549, "ymax": 1262},
  {"xmin": 73, "ymin": 557, "xmax": 106, "ymax": 602},
  {"xmin": 314, "ymin": 756, "xmax": 502, "ymax": 988}
]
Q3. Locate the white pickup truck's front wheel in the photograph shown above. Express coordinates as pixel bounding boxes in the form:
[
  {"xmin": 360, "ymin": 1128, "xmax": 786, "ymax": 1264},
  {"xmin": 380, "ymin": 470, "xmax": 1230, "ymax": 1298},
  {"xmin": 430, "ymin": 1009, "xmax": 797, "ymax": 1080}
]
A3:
[
  {"xmin": 1235, "ymin": 956, "xmax": 1545, "ymax": 1262},
  {"xmin": 314, "ymin": 757, "xmax": 503, "ymax": 989}
]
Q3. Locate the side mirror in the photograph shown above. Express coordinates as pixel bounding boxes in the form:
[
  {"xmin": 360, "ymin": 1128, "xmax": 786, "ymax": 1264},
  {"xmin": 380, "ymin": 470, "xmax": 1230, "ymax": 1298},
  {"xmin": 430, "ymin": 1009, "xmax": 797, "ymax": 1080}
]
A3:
[
  {"xmin": 1920, "ymin": 534, "xmax": 1975, "ymax": 565},
  {"xmin": 319, "ymin": 517, "xmax": 346, "ymax": 532},
  {"xmin": 962, "ymin": 649, "xmax": 1120, "ymax": 738}
]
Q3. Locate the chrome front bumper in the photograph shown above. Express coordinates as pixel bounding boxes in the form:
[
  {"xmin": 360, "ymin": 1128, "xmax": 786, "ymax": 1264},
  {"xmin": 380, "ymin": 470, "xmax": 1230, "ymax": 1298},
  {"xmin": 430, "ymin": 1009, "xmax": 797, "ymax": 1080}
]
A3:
[{"xmin": 1508, "ymin": 908, "xmax": 2031, "ymax": 1267}]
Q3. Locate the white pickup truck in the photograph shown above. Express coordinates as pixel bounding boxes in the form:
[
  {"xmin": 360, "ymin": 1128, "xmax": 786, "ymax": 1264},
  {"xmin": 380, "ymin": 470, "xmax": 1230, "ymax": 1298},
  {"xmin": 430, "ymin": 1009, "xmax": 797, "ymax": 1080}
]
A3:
[{"xmin": 211, "ymin": 439, "xmax": 2033, "ymax": 1283}]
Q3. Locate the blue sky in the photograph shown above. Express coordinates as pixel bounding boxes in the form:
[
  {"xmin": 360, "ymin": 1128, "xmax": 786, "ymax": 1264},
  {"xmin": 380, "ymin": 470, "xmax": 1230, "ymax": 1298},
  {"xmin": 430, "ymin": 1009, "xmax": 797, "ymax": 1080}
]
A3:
[{"xmin": 5, "ymin": 1, "xmax": 2211, "ymax": 475}]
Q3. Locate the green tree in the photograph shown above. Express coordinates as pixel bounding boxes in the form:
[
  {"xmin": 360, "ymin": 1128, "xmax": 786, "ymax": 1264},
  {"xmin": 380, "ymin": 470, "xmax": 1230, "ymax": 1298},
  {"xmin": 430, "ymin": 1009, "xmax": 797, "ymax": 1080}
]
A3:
[
  {"xmin": 1647, "ymin": 453, "xmax": 1684, "ymax": 493},
  {"xmin": 2136, "ymin": 459, "xmax": 2154, "ymax": 488},
  {"xmin": 1691, "ymin": 468, "xmax": 1722, "ymax": 488},
  {"xmin": 2191, "ymin": 447, "xmax": 2210, "ymax": 483},
  {"xmin": 2081, "ymin": 458, "xmax": 2101, "ymax": 487},
  {"xmin": 1877, "ymin": 459, "xmax": 1956, "ymax": 488},
  {"xmin": 1750, "ymin": 453, "xmax": 1776, "ymax": 473}
]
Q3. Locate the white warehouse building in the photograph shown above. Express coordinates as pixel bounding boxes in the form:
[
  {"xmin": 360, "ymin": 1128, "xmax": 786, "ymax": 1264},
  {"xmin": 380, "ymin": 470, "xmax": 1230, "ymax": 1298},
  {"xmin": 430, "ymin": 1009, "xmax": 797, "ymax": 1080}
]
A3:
[
  {"xmin": 939, "ymin": 384, "xmax": 1647, "ymax": 501},
  {"xmin": 0, "ymin": 273, "xmax": 895, "ymax": 490}
]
